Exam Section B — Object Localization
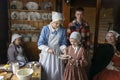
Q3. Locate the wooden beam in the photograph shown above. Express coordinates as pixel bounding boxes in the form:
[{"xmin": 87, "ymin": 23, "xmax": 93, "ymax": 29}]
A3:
[
  {"xmin": 62, "ymin": 0, "xmax": 70, "ymax": 28},
  {"xmin": 94, "ymin": 0, "xmax": 101, "ymax": 51}
]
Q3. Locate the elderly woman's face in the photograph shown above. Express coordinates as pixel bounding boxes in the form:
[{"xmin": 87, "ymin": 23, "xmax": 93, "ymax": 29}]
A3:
[
  {"xmin": 106, "ymin": 32, "xmax": 116, "ymax": 44},
  {"xmin": 52, "ymin": 20, "xmax": 63, "ymax": 29},
  {"xmin": 14, "ymin": 38, "xmax": 22, "ymax": 45}
]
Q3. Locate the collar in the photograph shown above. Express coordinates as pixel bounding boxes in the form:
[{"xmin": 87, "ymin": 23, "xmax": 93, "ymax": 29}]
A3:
[
  {"xmin": 48, "ymin": 24, "xmax": 59, "ymax": 32},
  {"xmin": 73, "ymin": 20, "xmax": 82, "ymax": 24},
  {"xmin": 72, "ymin": 45, "xmax": 79, "ymax": 50},
  {"xmin": 72, "ymin": 45, "xmax": 79, "ymax": 53}
]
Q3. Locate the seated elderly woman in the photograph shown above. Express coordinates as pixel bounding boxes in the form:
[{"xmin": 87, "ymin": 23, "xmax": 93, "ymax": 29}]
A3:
[
  {"xmin": 7, "ymin": 33, "xmax": 27, "ymax": 66},
  {"xmin": 89, "ymin": 30, "xmax": 120, "ymax": 80}
]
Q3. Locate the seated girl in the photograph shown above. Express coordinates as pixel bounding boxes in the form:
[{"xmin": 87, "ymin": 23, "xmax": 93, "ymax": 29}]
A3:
[{"xmin": 7, "ymin": 33, "xmax": 27, "ymax": 66}]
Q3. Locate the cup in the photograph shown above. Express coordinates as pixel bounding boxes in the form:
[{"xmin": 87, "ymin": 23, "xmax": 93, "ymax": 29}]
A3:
[
  {"xmin": 12, "ymin": 62, "xmax": 19, "ymax": 74},
  {"xmin": 0, "ymin": 76, "xmax": 4, "ymax": 80}
]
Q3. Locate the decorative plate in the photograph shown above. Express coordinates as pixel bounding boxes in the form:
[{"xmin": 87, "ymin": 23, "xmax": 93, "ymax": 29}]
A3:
[
  {"xmin": 28, "ymin": 12, "xmax": 41, "ymax": 20},
  {"xmin": 41, "ymin": 13, "xmax": 48, "ymax": 20},
  {"xmin": 10, "ymin": 0, "xmax": 23, "ymax": 9},
  {"xmin": 26, "ymin": 2, "xmax": 39, "ymax": 10},
  {"xmin": 34, "ymin": 12, "xmax": 41, "ymax": 20},
  {"xmin": 41, "ymin": 2, "xmax": 53, "ymax": 10},
  {"xmin": 19, "ymin": 12, "xmax": 28, "ymax": 20},
  {"xmin": 47, "ymin": 13, "xmax": 52, "ymax": 20},
  {"xmin": 11, "ymin": 11, "xmax": 19, "ymax": 20}
]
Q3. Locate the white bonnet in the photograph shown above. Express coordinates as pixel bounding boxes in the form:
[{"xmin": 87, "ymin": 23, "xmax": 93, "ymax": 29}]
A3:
[
  {"xmin": 11, "ymin": 33, "xmax": 22, "ymax": 43},
  {"xmin": 107, "ymin": 30, "xmax": 120, "ymax": 38},
  {"xmin": 51, "ymin": 11, "xmax": 64, "ymax": 23},
  {"xmin": 70, "ymin": 31, "xmax": 81, "ymax": 41}
]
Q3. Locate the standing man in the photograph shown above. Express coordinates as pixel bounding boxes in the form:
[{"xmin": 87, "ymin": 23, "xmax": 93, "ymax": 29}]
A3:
[{"xmin": 67, "ymin": 7, "xmax": 90, "ymax": 49}]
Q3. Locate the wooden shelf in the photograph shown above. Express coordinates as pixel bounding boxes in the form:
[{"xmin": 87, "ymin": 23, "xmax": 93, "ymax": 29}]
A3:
[
  {"xmin": 9, "ymin": 9, "xmax": 52, "ymax": 13},
  {"xmin": 9, "ymin": 20, "xmax": 51, "ymax": 22},
  {"xmin": 8, "ymin": 0, "xmax": 56, "ymax": 61},
  {"xmin": 10, "ymin": 29, "xmax": 40, "ymax": 33}
]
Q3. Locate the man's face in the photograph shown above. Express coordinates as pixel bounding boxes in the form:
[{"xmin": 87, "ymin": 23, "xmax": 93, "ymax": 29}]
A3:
[{"xmin": 75, "ymin": 11, "xmax": 84, "ymax": 20}]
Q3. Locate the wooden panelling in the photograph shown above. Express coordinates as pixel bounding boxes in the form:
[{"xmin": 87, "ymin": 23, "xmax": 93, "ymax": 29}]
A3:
[{"xmin": 62, "ymin": 0, "xmax": 70, "ymax": 28}]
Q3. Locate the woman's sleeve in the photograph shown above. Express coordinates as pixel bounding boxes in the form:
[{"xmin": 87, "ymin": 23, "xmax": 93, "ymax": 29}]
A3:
[
  {"xmin": 80, "ymin": 48, "xmax": 88, "ymax": 67},
  {"xmin": 7, "ymin": 47, "xmax": 16, "ymax": 62},
  {"xmin": 60, "ymin": 29, "xmax": 67, "ymax": 51},
  {"xmin": 38, "ymin": 27, "xmax": 49, "ymax": 52}
]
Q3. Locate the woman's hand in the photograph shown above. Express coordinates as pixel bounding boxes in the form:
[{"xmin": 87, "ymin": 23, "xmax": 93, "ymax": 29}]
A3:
[
  {"xmin": 62, "ymin": 48, "xmax": 67, "ymax": 55},
  {"xmin": 47, "ymin": 48, "xmax": 55, "ymax": 54}
]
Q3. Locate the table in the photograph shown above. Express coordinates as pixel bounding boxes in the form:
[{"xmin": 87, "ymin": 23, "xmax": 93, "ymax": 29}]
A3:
[{"xmin": 0, "ymin": 65, "xmax": 41, "ymax": 80}]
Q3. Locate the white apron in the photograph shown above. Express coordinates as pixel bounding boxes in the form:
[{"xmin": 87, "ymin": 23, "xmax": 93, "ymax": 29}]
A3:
[
  {"xmin": 39, "ymin": 30, "xmax": 64, "ymax": 80},
  {"xmin": 16, "ymin": 46, "xmax": 26, "ymax": 66}
]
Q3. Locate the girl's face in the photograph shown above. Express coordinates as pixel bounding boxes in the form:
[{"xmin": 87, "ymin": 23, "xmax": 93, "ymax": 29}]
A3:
[
  {"xmin": 105, "ymin": 32, "xmax": 116, "ymax": 44},
  {"xmin": 75, "ymin": 11, "xmax": 84, "ymax": 20},
  {"xmin": 69, "ymin": 38, "xmax": 79, "ymax": 47},
  {"xmin": 51, "ymin": 20, "xmax": 63, "ymax": 29},
  {"xmin": 14, "ymin": 38, "xmax": 22, "ymax": 45}
]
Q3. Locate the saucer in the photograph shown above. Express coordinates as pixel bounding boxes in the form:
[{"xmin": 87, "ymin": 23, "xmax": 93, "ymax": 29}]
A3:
[{"xmin": 58, "ymin": 54, "xmax": 71, "ymax": 59}]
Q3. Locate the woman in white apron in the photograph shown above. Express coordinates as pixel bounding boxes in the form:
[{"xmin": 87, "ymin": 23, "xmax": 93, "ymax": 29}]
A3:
[{"xmin": 38, "ymin": 11, "xmax": 67, "ymax": 80}]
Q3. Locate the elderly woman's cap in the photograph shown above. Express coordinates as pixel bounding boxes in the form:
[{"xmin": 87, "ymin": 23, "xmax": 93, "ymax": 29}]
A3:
[
  {"xmin": 51, "ymin": 11, "xmax": 64, "ymax": 23},
  {"xmin": 11, "ymin": 33, "xmax": 22, "ymax": 43},
  {"xmin": 108, "ymin": 30, "xmax": 120, "ymax": 38},
  {"xmin": 70, "ymin": 31, "xmax": 81, "ymax": 41}
]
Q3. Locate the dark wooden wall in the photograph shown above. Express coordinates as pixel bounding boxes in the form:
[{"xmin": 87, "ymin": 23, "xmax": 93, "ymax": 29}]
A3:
[{"xmin": 0, "ymin": 0, "xmax": 8, "ymax": 64}]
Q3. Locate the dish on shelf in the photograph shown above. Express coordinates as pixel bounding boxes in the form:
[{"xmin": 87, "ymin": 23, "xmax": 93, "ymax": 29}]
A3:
[
  {"xmin": 41, "ymin": 2, "xmax": 53, "ymax": 10},
  {"xmin": 31, "ymin": 34, "xmax": 39, "ymax": 42},
  {"xmin": 26, "ymin": 2, "xmax": 39, "ymax": 10},
  {"xmin": 23, "ymin": 35, "xmax": 31, "ymax": 42},
  {"xmin": 11, "ymin": 11, "xmax": 19, "ymax": 20},
  {"xmin": 10, "ymin": 0, "xmax": 23, "ymax": 9},
  {"xmin": 28, "ymin": 12, "xmax": 41, "ymax": 20},
  {"xmin": 48, "ymin": 13, "xmax": 52, "ymax": 20},
  {"xmin": 41, "ymin": 13, "xmax": 48, "ymax": 20},
  {"xmin": 19, "ymin": 12, "xmax": 28, "ymax": 20}
]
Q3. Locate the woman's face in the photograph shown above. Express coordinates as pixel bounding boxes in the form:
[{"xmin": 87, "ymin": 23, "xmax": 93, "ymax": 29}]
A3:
[
  {"xmin": 51, "ymin": 20, "xmax": 63, "ymax": 29},
  {"xmin": 14, "ymin": 38, "xmax": 22, "ymax": 45},
  {"xmin": 75, "ymin": 11, "xmax": 84, "ymax": 20},
  {"xmin": 106, "ymin": 32, "xmax": 116, "ymax": 44},
  {"xmin": 69, "ymin": 38, "xmax": 79, "ymax": 47}
]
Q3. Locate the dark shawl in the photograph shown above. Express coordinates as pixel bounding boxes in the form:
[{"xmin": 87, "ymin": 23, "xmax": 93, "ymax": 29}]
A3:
[{"xmin": 89, "ymin": 43, "xmax": 120, "ymax": 80}]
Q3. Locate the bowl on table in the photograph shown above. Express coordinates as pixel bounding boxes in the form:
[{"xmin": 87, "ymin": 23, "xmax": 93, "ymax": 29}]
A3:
[{"xmin": 16, "ymin": 68, "xmax": 33, "ymax": 80}]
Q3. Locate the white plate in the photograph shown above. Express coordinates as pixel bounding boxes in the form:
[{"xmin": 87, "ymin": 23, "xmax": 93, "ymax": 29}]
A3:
[
  {"xmin": 58, "ymin": 55, "xmax": 71, "ymax": 59},
  {"xmin": 11, "ymin": 11, "xmax": 19, "ymax": 20},
  {"xmin": 41, "ymin": 13, "xmax": 48, "ymax": 20},
  {"xmin": 41, "ymin": 2, "xmax": 53, "ymax": 10},
  {"xmin": 26, "ymin": 2, "xmax": 39, "ymax": 10},
  {"xmin": 26, "ymin": 61, "xmax": 40, "ymax": 67},
  {"xmin": 34, "ymin": 12, "xmax": 41, "ymax": 20},
  {"xmin": 19, "ymin": 12, "xmax": 28, "ymax": 20},
  {"xmin": 10, "ymin": 0, "xmax": 23, "ymax": 9},
  {"xmin": 48, "ymin": 13, "xmax": 52, "ymax": 20},
  {"xmin": 28, "ymin": 12, "xmax": 41, "ymax": 20}
]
